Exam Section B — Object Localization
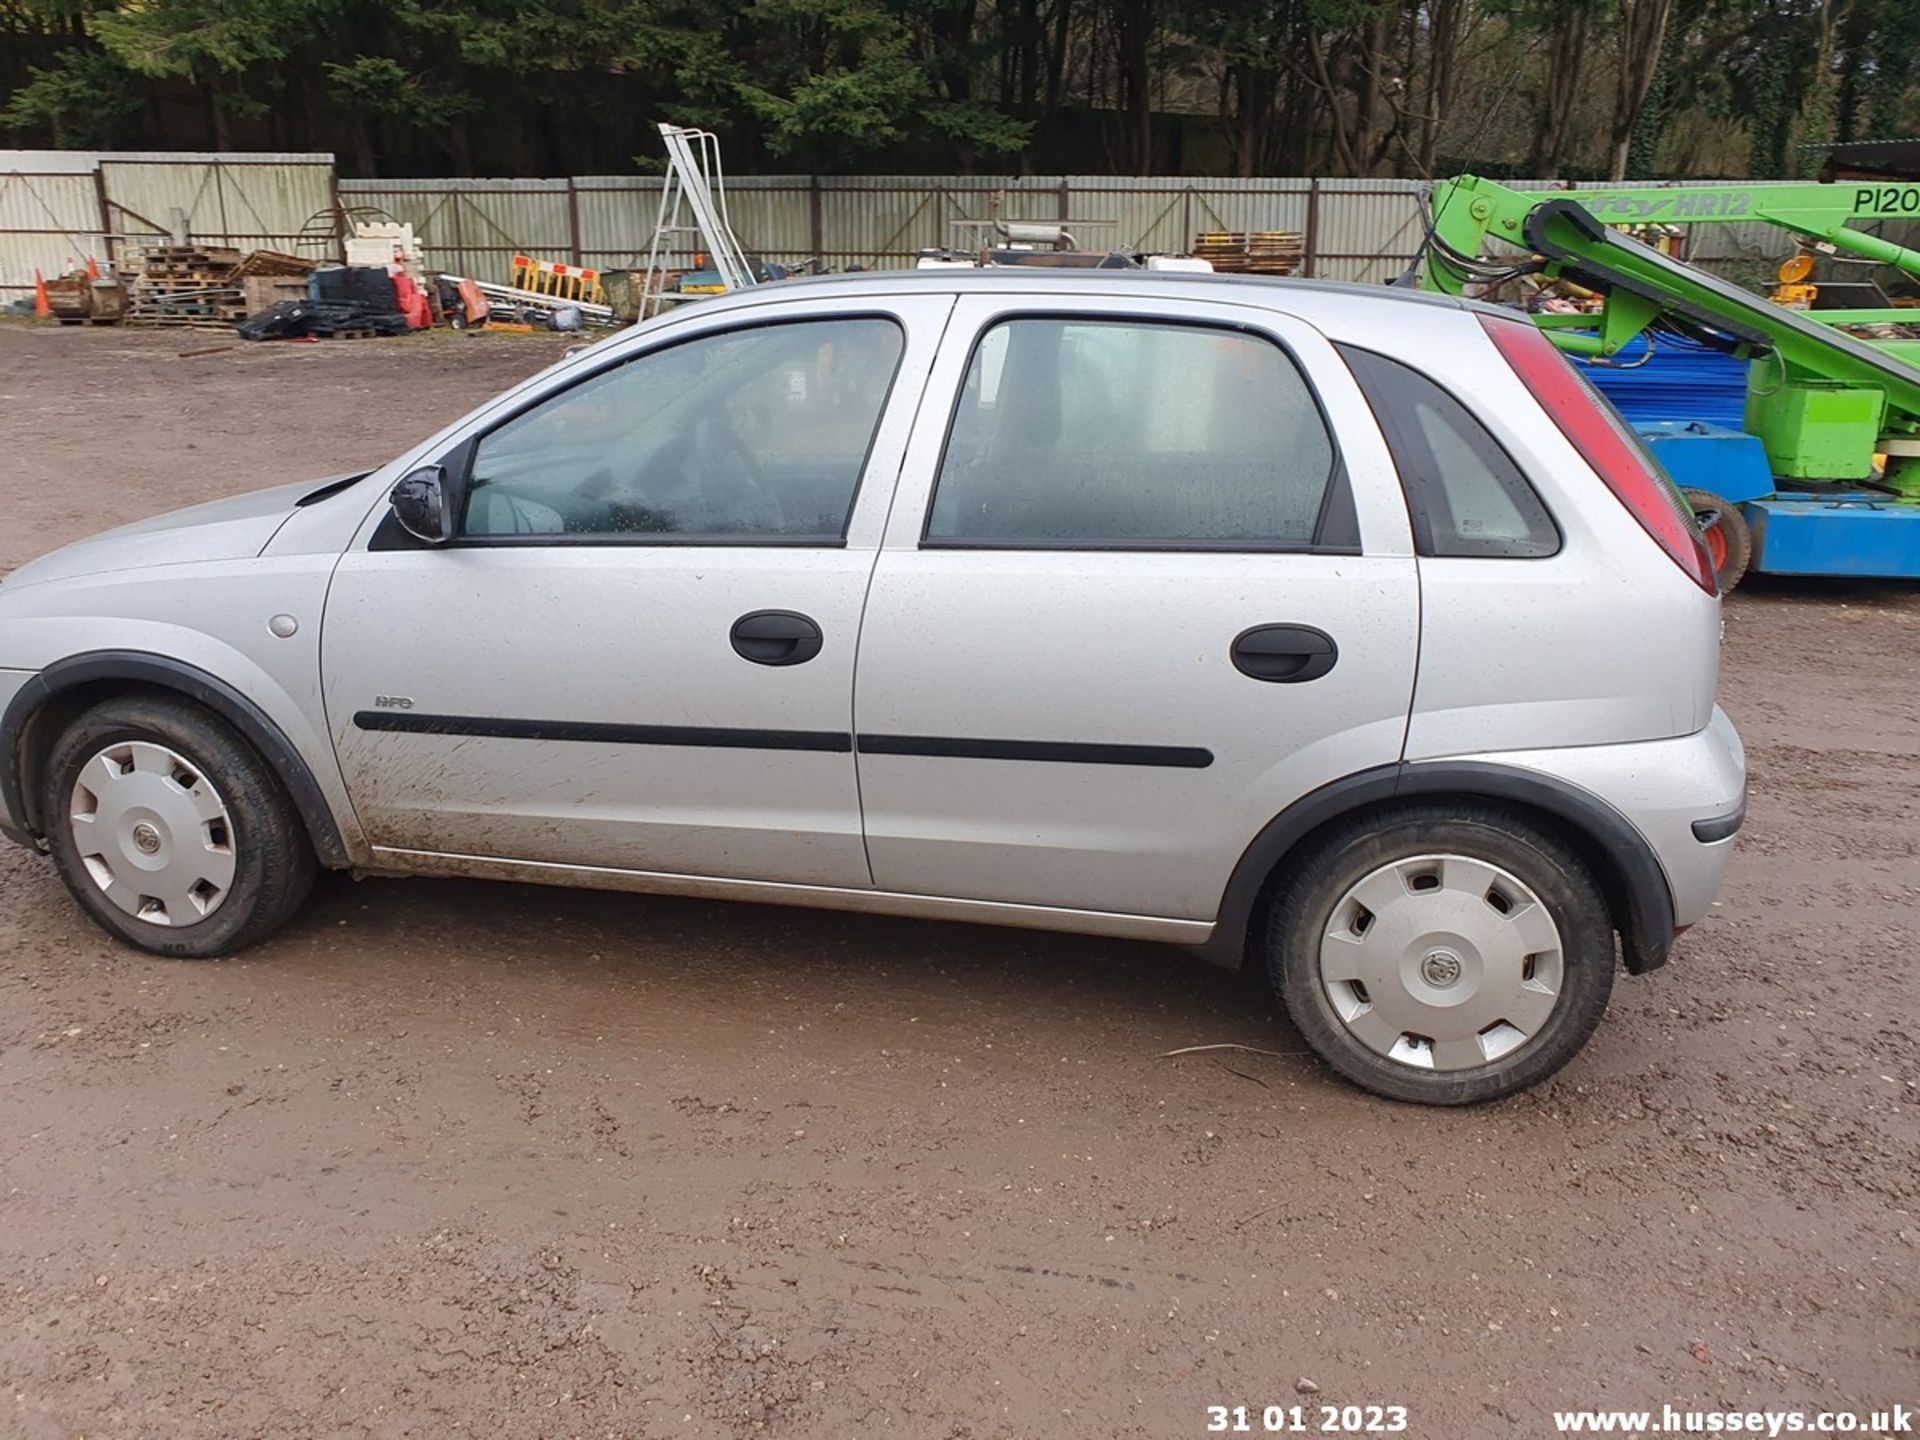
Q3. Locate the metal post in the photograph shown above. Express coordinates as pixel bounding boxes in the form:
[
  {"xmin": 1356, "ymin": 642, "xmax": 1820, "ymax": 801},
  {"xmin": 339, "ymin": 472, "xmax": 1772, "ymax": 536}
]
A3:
[
  {"xmin": 211, "ymin": 160, "xmax": 229, "ymax": 248},
  {"xmin": 565, "ymin": 176, "xmax": 583, "ymax": 265},
  {"xmin": 809, "ymin": 174, "xmax": 824, "ymax": 270},
  {"xmin": 1304, "ymin": 178, "xmax": 1322, "ymax": 279},
  {"xmin": 92, "ymin": 164, "xmax": 114, "ymax": 271},
  {"xmin": 329, "ymin": 164, "xmax": 347, "ymax": 262}
]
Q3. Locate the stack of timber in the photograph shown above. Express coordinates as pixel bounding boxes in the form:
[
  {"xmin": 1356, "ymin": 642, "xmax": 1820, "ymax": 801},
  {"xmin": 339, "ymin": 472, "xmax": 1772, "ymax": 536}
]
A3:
[
  {"xmin": 123, "ymin": 245, "xmax": 247, "ymax": 329},
  {"xmin": 122, "ymin": 246, "xmax": 318, "ymax": 330},
  {"xmin": 1192, "ymin": 231, "xmax": 1305, "ymax": 276}
]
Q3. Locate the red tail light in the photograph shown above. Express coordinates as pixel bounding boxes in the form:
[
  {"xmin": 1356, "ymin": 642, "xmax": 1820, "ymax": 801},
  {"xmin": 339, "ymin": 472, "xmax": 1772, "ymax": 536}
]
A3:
[{"xmin": 1479, "ymin": 314, "xmax": 1718, "ymax": 595}]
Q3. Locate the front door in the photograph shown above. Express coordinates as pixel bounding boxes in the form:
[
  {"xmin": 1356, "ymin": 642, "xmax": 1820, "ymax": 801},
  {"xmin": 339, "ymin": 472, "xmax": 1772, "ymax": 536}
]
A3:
[
  {"xmin": 851, "ymin": 294, "xmax": 1420, "ymax": 923},
  {"xmin": 321, "ymin": 294, "xmax": 952, "ymax": 888}
]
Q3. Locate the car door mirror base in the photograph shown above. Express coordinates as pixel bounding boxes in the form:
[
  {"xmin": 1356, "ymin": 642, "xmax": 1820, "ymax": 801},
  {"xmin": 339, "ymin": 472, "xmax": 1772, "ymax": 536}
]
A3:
[{"xmin": 390, "ymin": 465, "xmax": 456, "ymax": 545}]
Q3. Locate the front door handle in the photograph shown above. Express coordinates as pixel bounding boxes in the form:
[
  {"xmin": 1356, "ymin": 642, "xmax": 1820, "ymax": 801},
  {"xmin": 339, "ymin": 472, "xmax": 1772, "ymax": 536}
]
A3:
[
  {"xmin": 731, "ymin": 610, "xmax": 824, "ymax": 667},
  {"xmin": 1232, "ymin": 624, "xmax": 1338, "ymax": 683}
]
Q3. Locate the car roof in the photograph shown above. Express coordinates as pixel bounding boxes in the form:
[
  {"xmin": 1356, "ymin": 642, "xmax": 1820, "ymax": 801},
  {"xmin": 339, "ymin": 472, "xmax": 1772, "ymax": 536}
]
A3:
[{"xmin": 679, "ymin": 265, "xmax": 1511, "ymax": 322}]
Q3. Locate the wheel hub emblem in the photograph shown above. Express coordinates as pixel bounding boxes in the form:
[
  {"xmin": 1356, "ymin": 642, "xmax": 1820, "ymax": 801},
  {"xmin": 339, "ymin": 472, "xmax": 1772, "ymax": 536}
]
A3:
[
  {"xmin": 1420, "ymin": 948, "xmax": 1463, "ymax": 987},
  {"xmin": 131, "ymin": 822, "xmax": 163, "ymax": 855}
]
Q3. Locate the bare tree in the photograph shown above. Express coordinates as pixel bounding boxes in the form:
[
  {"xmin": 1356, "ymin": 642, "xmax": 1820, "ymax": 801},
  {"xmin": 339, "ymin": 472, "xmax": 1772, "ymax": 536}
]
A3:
[
  {"xmin": 1112, "ymin": 0, "xmax": 1157, "ymax": 172},
  {"xmin": 1607, "ymin": 0, "xmax": 1675, "ymax": 178},
  {"xmin": 1528, "ymin": 0, "xmax": 1594, "ymax": 175},
  {"xmin": 1416, "ymin": 0, "xmax": 1469, "ymax": 174}
]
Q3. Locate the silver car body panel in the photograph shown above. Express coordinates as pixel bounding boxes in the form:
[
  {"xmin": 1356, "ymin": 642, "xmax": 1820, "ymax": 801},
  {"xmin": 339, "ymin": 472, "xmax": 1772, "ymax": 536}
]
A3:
[
  {"xmin": 854, "ymin": 292, "xmax": 1418, "ymax": 922},
  {"xmin": 4, "ymin": 477, "xmax": 323, "ymax": 592},
  {"xmin": 365, "ymin": 845, "xmax": 1214, "ymax": 944},
  {"xmin": 318, "ymin": 291, "xmax": 955, "ymax": 887},
  {"xmin": 1425, "ymin": 705, "xmax": 1746, "ymax": 929},
  {"xmin": 1287, "ymin": 296, "xmax": 1722, "ymax": 755},
  {"xmin": 0, "ymin": 269, "xmax": 1743, "ymax": 965},
  {"xmin": 0, "ymin": 556, "xmax": 365, "ymax": 856},
  {"xmin": 0, "ymin": 667, "xmax": 36, "ymax": 735}
]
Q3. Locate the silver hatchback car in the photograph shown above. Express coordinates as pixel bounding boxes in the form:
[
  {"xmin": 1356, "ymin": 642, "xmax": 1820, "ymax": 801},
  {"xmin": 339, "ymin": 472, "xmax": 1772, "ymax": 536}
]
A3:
[{"xmin": 0, "ymin": 271, "xmax": 1744, "ymax": 1103}]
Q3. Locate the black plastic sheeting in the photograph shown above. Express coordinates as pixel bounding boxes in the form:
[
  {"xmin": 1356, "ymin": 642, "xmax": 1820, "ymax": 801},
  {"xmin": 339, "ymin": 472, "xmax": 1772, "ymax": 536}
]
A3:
[
  {"xmin": 235, "ymin": 298, "xmax": 409, "ymax": 341},
  {"xmin": 235, "ymin": 263, "xmax": 409, "ymax": 341}
]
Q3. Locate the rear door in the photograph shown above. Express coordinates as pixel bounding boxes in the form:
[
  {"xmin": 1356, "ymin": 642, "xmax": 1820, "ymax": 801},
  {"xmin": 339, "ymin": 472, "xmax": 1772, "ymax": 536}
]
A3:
[{"xmin": 851, "ymin": 293, "xmax": 1419, "ymax": 924}]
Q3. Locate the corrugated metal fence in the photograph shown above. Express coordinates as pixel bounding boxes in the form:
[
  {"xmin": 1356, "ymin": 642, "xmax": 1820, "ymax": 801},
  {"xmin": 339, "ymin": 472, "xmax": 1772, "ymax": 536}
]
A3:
[
  {"xmin": 343, "ymin": 175, "xmax": 1842, "ymax": 287},
  {"xmin": 0, "ymin": 151, "xmax": 337, "ymax": 293},
  {"xmin": 0, "ymin": 149, "xmax": 1866, "ymax": 295},
  {"xmin": 336, "ymin": 174, "xmax": 1446, "ymax": 285}
]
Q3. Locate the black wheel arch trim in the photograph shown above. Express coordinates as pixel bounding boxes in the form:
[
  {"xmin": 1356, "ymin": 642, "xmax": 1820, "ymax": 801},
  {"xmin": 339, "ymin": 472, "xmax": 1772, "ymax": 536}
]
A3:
[
  {"xmin": 1197, "ymin": 759, "xmax": 1678, "ymax": 976},
  {"xmin": 1, "ymin": 651, "xmax": 350, "ymax": 868}
]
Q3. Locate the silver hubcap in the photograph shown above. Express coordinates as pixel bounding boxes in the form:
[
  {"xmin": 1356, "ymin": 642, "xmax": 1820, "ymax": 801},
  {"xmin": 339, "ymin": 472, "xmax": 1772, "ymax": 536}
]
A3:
[
  {"xmin": 68, "ymin": 741, "xmax": 236, "ymax": 926},
  {"xmin": 1319, "ymin": 854, "xmax": 1565, "ymax": 1072}
]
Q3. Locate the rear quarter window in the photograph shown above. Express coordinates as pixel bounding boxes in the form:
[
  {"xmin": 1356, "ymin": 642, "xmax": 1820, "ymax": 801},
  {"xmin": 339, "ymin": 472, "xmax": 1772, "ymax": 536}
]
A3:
[{"xmin": 1339, "ymin": 344, "xmax": 1560, "ymax": 559}]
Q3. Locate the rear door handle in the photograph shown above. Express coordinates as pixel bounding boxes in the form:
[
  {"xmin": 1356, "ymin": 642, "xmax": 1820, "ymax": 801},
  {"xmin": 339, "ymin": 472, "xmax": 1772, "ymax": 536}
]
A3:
[
  {"xmin": 731, "ymin": 610, "xmax": 824, "ymax": 666},
  {"xmin": 1231, "ymin": 624, "xmax": 1338, "ymax": 683}
]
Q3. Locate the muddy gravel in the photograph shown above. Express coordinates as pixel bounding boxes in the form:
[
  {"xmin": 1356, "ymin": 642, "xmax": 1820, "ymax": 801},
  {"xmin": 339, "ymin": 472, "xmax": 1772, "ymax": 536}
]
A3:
[{"xmin": 1, "ymin": 323, "xmax": 1915, "ymax": 1438}]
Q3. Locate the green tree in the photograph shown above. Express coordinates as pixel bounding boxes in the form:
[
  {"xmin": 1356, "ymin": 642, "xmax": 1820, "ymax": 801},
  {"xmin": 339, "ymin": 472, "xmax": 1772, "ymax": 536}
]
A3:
[
  {"xmin": 5, "ymin": 0, "xmax": 1920, "ymax": 179},
  {"xmin": 89, "ymin": 0, "xmax": 328, "ymax": 147},
  {"xmin": 1, "ymin": 46, "xmax": 142, "ymax": 147}
]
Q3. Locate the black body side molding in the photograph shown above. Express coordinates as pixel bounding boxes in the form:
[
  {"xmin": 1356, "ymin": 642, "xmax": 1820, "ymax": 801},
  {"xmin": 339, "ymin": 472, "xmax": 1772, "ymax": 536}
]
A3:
[
  {"xmin": 1197, "ymin": 760, "xmax": 1678, "ymax": 976},
  {"xmin": 348, "ymin": 710, "xmax": 1214, "ymax": 769},
  {"xmin": 859, "ymin": 734, "xmax": 1213, "ymax": 768},
  {"xmin": 354, "ymin": 710, "xmax": 854, "ymax": 753},
  {"xmin": 1, "ymin": 651, "xmax": 350, "ymax": 868},
  {"xmin": 1691, "ymin": 797, "xmax": 1745, "ymax": 844}
]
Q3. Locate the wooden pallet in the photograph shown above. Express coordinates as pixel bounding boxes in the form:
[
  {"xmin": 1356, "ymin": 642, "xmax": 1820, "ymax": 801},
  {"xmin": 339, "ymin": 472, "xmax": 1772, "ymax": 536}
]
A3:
[
  {"xmin": 122, "ymin": 245, "xmax": 248, "ymax": 327},
  {"xmin": 137, "ymin": 245, "xmax": 244, "ymax": 271},
  {"xmin": 303, "ymin": 323, "xmax": 412, "ymax": 339},
  {"xmin": 1192, "ymin": 231, "xmax": 1304, "ymax": 276},
  {"xmin": 120, "ymin": 247, "xmax": 243, "ymax": 320},
  {"xmin": 233, "ymin": 249, "xmax": 317, "ymax": 280},
  {"xmin": 124, "ymin": 281, "xmax": 246, "ymax": 328}
]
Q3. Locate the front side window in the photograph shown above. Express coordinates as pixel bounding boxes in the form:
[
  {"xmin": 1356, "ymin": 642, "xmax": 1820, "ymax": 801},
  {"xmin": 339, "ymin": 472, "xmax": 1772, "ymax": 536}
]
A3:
[
  {"xmin": 461, "ymin": 317, "xmax": 904, "ymax": 541},
  {"xmin": 926, "ymin": 318, "xmax": 1338, "ymax": 547}
]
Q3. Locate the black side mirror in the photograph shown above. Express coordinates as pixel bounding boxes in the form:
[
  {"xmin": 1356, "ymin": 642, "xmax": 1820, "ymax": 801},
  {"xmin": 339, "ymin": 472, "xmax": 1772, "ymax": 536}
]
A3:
[{"xmin": 390, "ymin": 465, "xmax": 455, "ymax": 545}]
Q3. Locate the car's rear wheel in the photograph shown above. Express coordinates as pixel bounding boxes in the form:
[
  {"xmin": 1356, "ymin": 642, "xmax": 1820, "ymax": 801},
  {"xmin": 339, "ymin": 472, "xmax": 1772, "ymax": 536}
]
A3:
[
  {"xmin": 42, "ymin": 695, "xmax": 317, "ymax": 958},
  {"xmin": 1267, "ymin": 804, "xmax": 1614, "ymax": 1105}
]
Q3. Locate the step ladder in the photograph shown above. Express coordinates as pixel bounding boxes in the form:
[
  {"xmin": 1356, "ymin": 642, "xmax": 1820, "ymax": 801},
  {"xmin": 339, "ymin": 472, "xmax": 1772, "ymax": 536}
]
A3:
[{"xmin": 641, "ymin": 123, "xmax": 756, "ymax": 316}]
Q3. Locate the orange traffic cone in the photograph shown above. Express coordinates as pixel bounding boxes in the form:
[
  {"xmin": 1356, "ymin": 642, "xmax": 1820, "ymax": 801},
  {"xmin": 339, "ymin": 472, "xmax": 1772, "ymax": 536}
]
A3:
[
  {"xmin": 86, "ymin": 254, "xmax": 100, "ymax": 279},
  {"xmin": 32, "ymin": 269, "xmax": 50, "ymax": 317}
]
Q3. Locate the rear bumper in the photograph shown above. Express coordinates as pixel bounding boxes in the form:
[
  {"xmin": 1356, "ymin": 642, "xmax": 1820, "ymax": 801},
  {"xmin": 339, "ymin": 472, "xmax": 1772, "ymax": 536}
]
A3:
[{"xmin": 1446, "ymin": 706, "xmax": 1746, "ymax": 935}]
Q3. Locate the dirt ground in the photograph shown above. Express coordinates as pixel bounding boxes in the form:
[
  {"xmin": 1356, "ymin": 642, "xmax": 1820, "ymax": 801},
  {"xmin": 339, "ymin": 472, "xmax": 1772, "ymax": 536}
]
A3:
[{"xmin": 1, "ymin": 323, "xmax": 1915, "ymax": 1439}]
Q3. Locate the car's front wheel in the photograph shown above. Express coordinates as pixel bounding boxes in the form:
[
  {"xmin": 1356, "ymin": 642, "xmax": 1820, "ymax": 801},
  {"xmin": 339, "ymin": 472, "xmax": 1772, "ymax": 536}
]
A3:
[
  {"xmin": 1267, "ymin": 804, "xmax": 1615, "ymax": 1105},
  {"xmin": 42, "ymin": 695, "xmax": 317, "ymax": 958}
]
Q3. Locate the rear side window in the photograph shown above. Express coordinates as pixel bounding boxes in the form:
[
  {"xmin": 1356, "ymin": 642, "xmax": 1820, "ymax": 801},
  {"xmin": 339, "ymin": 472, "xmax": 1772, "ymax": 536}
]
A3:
[
  {"xmin": 1339, "ymin": 345, "xmax": 1559, "ymax": 559},
  {"xmin": 927, "ymin": 318, "xmax": 1341, "ymax": 548}
]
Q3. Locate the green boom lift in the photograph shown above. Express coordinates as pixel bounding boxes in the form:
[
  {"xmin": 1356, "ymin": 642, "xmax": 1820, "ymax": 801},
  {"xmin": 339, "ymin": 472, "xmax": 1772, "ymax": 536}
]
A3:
[{"xmin": 1419, "ymin": 174, "xmax": 1920, "ymax": 584}]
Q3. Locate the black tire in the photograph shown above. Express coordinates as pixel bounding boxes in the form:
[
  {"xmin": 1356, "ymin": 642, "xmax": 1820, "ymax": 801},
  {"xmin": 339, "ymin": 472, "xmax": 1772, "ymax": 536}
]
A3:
[
  {"xmin": 41, "ymin": 694, "xmax": 317, "ymax": 958},
  {"xmin": 1266, "ymin": 803, "xmax": 1615, "ymax": 1105},
  {"xmin": 1681, "ymin": 488, "xmax": 1751, "ymax": 593}
]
